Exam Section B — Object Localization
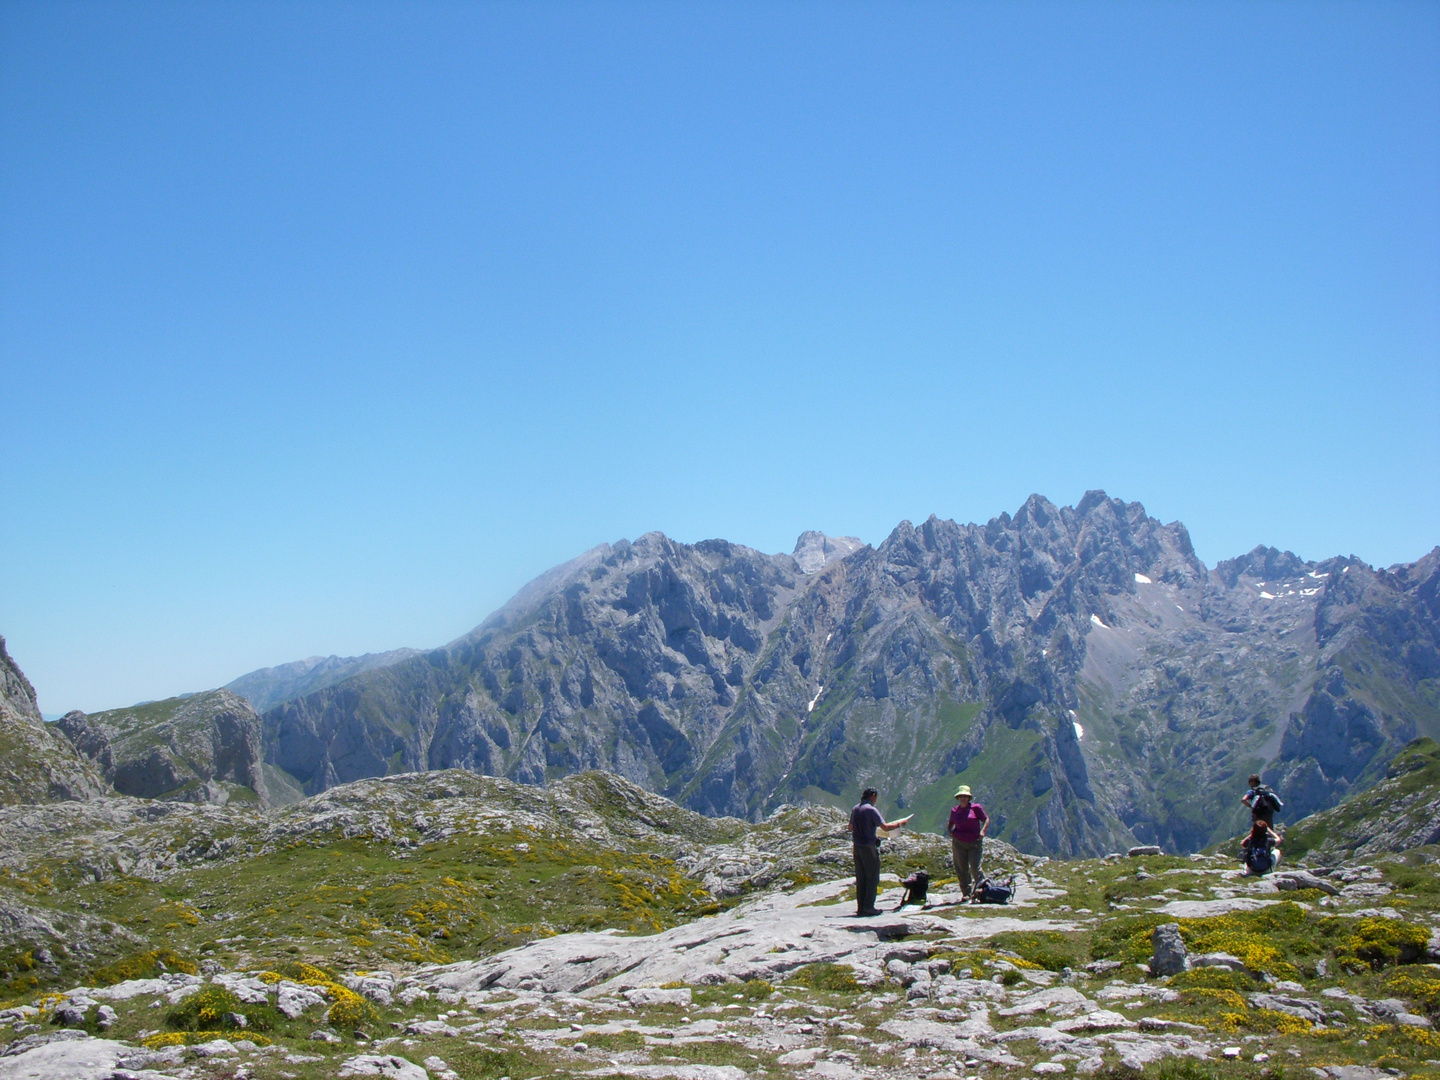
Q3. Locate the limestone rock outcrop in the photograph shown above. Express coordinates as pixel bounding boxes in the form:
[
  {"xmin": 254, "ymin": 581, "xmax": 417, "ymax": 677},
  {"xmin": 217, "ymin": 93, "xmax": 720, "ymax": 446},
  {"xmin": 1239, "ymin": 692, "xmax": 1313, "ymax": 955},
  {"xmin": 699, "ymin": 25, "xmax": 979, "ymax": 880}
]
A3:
[
  {"xmin": 58, "ymin": 689, "xmax": 270, "ymax": 806},
  {"xmin": 0, "ymin": 637, "xmax": 106, "ymax": 805}
]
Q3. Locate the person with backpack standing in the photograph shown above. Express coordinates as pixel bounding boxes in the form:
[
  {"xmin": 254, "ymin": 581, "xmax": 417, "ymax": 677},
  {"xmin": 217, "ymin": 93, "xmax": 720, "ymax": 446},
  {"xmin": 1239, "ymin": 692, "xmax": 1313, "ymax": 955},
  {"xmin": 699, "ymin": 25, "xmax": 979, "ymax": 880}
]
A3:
[
  {"xmin": 1242, "ymin": 775, "xmax": 1283, "ymax": 827},
  {"xmin": 848, "ymin": 787, "xmax": 908, "ymax": 917},
  {"xmin": 946, "ymin": 785, "xmax": 988, "ymax": 900}
]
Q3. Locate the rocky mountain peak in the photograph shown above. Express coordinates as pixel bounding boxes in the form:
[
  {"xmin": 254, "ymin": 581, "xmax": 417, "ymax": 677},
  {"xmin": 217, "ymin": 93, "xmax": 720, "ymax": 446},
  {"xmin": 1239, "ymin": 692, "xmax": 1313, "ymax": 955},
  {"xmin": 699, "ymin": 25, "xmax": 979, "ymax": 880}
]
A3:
[
  {"xmin": 791, "ymin": 531, "xmax": 865, "ymax": 574},
  {"xmin": 0, "ymin": 635, "xmax": 43, "ymax": 727}
]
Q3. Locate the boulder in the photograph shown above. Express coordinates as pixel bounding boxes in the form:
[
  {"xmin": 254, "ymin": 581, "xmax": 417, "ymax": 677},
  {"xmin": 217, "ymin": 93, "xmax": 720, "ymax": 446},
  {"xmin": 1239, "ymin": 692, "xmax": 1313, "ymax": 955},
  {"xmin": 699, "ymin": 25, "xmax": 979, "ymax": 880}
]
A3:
[
  {"xmin": 338, "ymin": 1055, "xmax": 429, "ymax": 1080},
  {"xmin": 1148, "ymin": 924, "xmax": 1189, "ymax": 976},
  {"xmin": 1273, "ymin": 871, "xmax": 1339, "ymax": 896},
  {"xmin": 1128, "ymin": 846, "xmax": 1163, "ymax": 857},
  {"xmin": 624, "ymin": 987, "xmax": 693, "ymax": 1007},
  {"xmin": 1248, "ymin": 993, "xmax": 1329, "ymax": 1024},
  {"xmin": 1189, "ymin": 953, "xmax": 1249, "ymax": 973}
]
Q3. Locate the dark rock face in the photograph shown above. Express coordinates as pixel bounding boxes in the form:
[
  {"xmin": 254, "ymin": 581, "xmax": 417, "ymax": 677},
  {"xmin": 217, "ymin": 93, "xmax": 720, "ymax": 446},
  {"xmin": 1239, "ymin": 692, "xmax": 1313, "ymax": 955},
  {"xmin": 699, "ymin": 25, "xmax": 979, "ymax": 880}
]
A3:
[
  {"xmin": 256, "ymin": 500, "xmax": 1440, "ymax": 858},
  {"xmin": 0, "ymin": 636, "xmax": 107, "ymax": 805},
  {"xmin": 60, "ymin": 690, "xmax": 271, "ymax": 805}
]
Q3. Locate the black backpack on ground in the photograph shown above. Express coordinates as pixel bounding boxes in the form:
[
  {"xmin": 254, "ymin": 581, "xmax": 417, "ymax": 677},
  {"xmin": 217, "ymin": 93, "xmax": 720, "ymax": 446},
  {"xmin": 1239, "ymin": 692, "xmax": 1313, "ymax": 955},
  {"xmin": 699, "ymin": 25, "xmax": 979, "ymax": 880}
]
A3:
[
  {"xmin": 895, "ymin": 870, "xmax": 930, "ymax": 909},
  {"xmin": 974, "ymin": 876, "xmax": 1014, "ymax": 904}
]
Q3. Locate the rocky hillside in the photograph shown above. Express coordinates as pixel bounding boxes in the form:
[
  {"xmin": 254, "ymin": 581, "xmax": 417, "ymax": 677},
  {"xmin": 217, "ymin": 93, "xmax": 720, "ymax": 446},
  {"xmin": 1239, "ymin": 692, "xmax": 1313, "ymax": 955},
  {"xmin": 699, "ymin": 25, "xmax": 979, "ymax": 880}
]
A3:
[
  {"xmin": 225, "ymin": 648, "xmax": 421, "ymax": 712},
  {"xmin": 0, "ymin": 766, "xmax": 1438, "ymax": 1080},
  {"xmin": 1283, "ymin": 737, "xmax": 1440, "ymax": 863},
  {"xmin": 57, "ymin": 690, "xmax": 274, "ymax": 806},
  {"xmin": 0, "ymin": 635, "xmax": 106, "ymax": 805},
  {"xmin": 254, "ymin": 494, "xmax": 1440, "ymax": 858}
]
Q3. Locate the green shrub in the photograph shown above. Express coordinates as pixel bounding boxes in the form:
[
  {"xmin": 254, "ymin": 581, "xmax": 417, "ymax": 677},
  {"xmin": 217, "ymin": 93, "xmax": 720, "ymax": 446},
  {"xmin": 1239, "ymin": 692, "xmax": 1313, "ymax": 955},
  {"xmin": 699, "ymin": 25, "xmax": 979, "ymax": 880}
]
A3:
[
  {"xmin": 1171, "ymin": 967, "xmax": 1253, "ymax": 992},
  {"xmin": 1336, "ymin": 918, "xmax": 1431, "ymax": 971},
  {"xmin": 985, "ymin": 930, "xmax": 1087, "ymax": 972},
  {"xmin": 90, "ymin": 949, "xmax": 196, "ymax": 986},
  {"xmin": 786, "ymin": 962, "xmax": 860, "ymax": 992}
]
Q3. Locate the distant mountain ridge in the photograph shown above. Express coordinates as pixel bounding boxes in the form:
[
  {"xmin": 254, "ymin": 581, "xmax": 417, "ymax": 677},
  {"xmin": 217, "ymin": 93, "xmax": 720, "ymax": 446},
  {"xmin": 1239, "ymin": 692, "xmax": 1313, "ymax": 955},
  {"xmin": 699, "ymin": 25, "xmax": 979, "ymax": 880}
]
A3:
[
  {"xmin": 248, "ymin": 493, "xmax": 1440, "ymax": 857},
  {"xmin": 225, "ymin": 649, "xmax": 421, "ymax": 713}
]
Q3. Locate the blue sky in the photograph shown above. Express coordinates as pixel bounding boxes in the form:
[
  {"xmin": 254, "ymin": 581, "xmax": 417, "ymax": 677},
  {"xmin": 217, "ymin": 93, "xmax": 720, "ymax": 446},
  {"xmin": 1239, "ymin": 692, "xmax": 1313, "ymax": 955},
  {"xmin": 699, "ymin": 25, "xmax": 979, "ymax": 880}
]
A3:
[{"xmin": 2, "ymin": 2, "xmax": 1437, "ymax": 713}]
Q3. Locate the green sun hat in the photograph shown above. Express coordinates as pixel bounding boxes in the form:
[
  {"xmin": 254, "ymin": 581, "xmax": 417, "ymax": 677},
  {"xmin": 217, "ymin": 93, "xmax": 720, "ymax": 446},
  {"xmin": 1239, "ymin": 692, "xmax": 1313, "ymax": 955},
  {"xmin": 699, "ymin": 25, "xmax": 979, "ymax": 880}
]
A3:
[{"xmin": 953, "ymin": 785, "xmax": 972, "ymax": 798}]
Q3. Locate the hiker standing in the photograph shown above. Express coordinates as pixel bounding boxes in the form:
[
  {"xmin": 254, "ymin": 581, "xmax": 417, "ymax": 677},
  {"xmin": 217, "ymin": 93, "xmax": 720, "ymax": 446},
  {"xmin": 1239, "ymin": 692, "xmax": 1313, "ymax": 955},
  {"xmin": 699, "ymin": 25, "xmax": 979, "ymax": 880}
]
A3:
[
  {"xmin": 1241, "ymin": 774, "xmax": 1283, "ymax": 827},
  {"xmin": 947, "ymin": 785, "xmax": 988, "ymax": 900},
  {"xmin": 848, "ymin": 787, "xmax": 906, "ymax": 917}
]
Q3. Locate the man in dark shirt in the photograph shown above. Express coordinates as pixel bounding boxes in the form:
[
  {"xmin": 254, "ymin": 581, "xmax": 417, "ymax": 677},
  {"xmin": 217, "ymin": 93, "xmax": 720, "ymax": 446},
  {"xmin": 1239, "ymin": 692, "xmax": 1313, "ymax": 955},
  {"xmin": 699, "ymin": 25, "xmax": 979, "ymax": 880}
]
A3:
[
  {"xmin": 848, "ymin": 787, "xmax": 908, "ymax": 916},
  {"xmin": 1241, "ymin": 774, "xmax": 1283, "ymax": 828}
]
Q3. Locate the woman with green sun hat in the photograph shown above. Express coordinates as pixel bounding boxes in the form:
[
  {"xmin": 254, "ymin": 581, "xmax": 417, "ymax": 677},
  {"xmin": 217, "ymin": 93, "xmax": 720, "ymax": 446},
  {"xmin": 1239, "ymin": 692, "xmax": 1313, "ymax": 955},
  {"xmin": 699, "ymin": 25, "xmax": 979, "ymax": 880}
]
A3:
[{"xmin": 946, "ymin": 784, "xmax": 988, "ymax": 900}]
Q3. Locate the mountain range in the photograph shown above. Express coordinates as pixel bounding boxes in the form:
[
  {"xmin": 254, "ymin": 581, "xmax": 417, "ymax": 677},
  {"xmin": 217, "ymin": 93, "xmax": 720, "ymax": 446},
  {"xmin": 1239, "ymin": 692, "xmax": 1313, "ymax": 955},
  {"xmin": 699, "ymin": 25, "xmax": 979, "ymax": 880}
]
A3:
[{"xmin": 8, "ymin": 491, "xmax": 1438, "ymax": 857}]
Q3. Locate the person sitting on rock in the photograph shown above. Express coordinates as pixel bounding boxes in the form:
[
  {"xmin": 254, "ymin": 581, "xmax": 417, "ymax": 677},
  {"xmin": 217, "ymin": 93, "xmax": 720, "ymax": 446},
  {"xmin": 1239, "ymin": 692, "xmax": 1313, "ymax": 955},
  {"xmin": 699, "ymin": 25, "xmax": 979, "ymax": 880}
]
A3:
[
  {"xmin": 1241, "ymin": 774, "xmax": 1284, "ymax": 827},
  {"xmin": 946, "ymin": 785, "xmax": 988, "ymax": 900},
  {"xmin": 1240, "ymin": 819, "xmax": 1281, "ymax": 876},
  {"xmin": 848, "ymin": 787, "xmax": 907, "ymax": 917}
]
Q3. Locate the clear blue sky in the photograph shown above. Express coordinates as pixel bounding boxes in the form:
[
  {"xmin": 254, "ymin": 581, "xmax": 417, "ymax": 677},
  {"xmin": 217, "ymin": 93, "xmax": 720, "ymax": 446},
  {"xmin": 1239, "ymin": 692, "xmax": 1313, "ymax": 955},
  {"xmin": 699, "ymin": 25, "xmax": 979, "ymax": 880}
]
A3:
[{"xmin": 2, "ymin": 2, "xmax": 1437, "ymax": 714}]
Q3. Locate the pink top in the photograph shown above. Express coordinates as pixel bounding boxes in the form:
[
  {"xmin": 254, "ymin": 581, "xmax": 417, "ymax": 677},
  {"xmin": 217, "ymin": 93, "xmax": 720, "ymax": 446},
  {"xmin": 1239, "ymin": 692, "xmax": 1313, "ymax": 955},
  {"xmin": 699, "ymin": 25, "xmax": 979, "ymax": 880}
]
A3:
[{"xmin": 948, "ymin": 803, "xmax": 987, "ymax": 843}]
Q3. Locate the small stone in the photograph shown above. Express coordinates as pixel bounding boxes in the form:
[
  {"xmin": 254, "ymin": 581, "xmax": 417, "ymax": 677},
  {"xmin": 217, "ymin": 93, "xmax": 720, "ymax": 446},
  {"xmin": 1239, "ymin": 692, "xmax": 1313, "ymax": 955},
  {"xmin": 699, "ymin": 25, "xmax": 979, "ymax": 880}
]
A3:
[
  {"xmin": 1223, "ymin": 1047, "xmax": 1241, "ymax": 1059},
  {"xmin": 310, "ymin": 1029, "xmax": 342, "ymax": 1043},
  {"xmin": 1034, "ymin": 1063, "xmax": 1066, "ymax": 1074},
  {"xmin": 1255, "ymin": 1053, "xmax": 1271, "ymax": 1062},
  {"xmin": 224, "ymin": 1011, "xmax": 248, "ymax": 1028},
  {"xmin": 573, "ymin": 1042, "xmax": 588, "ymax": 1051},
  {"xmin": 1128, "ymin": 846, "xmax": 1163, "ymax": 857}
]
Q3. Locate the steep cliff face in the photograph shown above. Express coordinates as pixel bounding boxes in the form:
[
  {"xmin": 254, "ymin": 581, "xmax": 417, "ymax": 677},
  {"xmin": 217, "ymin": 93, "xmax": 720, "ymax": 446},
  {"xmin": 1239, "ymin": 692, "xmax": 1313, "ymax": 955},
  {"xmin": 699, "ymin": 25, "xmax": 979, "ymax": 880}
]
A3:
[
  {"xmin": 265, "ymin": 535, "xmax": 806, "ymax": 797},
  {"xmin": 257, "ymin": 496, "xmax": 1439, "ymax": 857},
  {"xmin": 684, "ymin": 492, "xmax": 1207, "ymax": 856},
  {"xmin": 59, "ymin": 689, "xmax": 272, "ymax": 805},
  {"xmin": 0, "ymin": 636, "xmax": 106, "ymax": 805}
]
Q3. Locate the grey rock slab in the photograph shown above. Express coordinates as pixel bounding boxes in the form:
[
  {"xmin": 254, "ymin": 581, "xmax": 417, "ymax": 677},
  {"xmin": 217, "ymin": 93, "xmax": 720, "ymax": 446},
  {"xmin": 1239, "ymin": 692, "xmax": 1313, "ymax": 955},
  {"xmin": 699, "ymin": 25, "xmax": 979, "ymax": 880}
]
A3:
[
  {"xmin": 877, "ymin": 1017, "xmax": 1022, "ymax": 1064},
  {"xmin": 1103, "ymin": 1033, "xmax": 1212, "ymax": 1071},
  {"xmin": 1311, "ymin": 1068, "xmax": 1394, "ymax": 1080},
  {"xmin": 1128, "ymin": 847, "xmax": 1163, "ymax": 857},
  {"xmin": 1052, "ymin": 1011, "xmax": 1136, "ymax": 1033},
  {"xmin": 405, "ymin": 1020, "xmax": 461, "ymax": 1036},
  {"xmin": 0, "ymin": 1036, "xmax": 128, "ymax": 1080},
  {"xmin": 582, "ymin": 1068, "xmax": 748, "ymax": 1080},
  {"xmin": 88, "ymin": 978, "xmax": 172, "ymax": 1001},
  {"xmin": 626, "ymin": 988, "xmax": 693, "ymax": 1007},
  {"xmin": 338, "ymin": 1054, "xmax": 430, "ymax": 1079},
  {"xmin": 277, "ymin": 983, "xmax": 327, "ymax": 1018},
  {"xmin": 997, "ymin": 987, "xmax": 1097, "ymax": 1018},
  {"xmin": 1190, "ymin": 953, "xmax": 1250, "ymax": 973},
  {"xmin": 1154, "ymin": 897, "xmax": 1281, "ymax": 917},
  {"xmin": 401, "ymin": 878, "xmax": 1071, "ymax": 997},
  {"xmin": 1248, "ymin": 994, "xmax": 1328, "ymax": 1024},
  {"xmin": 1274, "ymin": 872, "xmax": 1340, "ymax": 896},
  {"xmin": 212, "ymin": 972, "xmax": 271, "ymax": 1005}
]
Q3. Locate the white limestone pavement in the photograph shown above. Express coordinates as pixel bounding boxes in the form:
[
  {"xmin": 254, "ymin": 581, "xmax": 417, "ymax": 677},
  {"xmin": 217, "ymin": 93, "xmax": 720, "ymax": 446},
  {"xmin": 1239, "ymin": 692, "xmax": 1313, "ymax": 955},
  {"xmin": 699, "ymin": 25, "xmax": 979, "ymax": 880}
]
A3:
[
  {"xmin": 0, "ymin": 1033, "xmax": 129, "ymax": 1080},
  {"xmin": 400, "ymin": 878, "xmax": 1079, "ymax": 998}
]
